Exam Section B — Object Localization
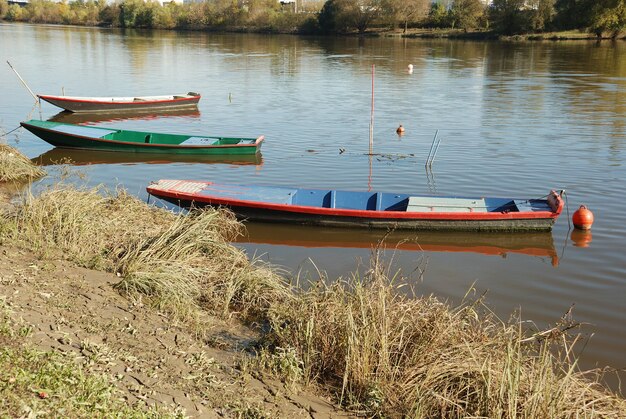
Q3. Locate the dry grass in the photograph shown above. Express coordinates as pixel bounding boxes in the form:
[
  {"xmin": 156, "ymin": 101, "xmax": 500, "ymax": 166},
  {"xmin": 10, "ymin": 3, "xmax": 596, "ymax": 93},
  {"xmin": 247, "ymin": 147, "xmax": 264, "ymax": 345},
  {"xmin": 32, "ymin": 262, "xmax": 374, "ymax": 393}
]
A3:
[
  {"xmin": 2, "ymin": 185, "xmax": 624, "ymax": 417},
  {"xmin": 1, "ymin": 185, "xmax": 291, "ymax": 323},
  {"xmin": 262, "ymin": 253, "xmax": 626, "ymax": 417},
  {"xmin": 0, "ymin": 143, "xmax": 45, "ymax": 182}
]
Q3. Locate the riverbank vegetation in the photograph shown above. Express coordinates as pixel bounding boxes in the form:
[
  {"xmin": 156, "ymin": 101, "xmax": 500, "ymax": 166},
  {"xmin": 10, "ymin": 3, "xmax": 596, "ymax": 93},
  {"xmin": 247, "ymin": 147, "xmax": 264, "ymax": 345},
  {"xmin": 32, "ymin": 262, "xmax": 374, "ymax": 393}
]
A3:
[
  {"xmin": 0, "ymin": 178, "xmax": 625, "ymax": 416},
  {"xmin": 0, "ymin": 143, "xmax": 45, "ymax": 182},
  {"xmin": 1, "ymin": 0, "xmax": 624, "ymax": 38}
]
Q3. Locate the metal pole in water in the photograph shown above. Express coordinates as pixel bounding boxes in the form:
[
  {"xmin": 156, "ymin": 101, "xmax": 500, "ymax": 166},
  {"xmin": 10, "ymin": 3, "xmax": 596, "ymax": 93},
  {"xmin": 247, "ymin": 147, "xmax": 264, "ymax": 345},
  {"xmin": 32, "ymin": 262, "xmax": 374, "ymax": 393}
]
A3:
[
  {"xmin": 426, "ymin": 130, "xmax": 439, "ymax": 167},
  {"xmin": 7, "ymin": 61, "xmax": 39, "ymax": 103},
  {"xmin": 430, "ymin": 130, "xmax": 443, "ymax": 167},
  {"xmin": 369, "ymin": 64, "xmax": 375, "ymax": 155}
]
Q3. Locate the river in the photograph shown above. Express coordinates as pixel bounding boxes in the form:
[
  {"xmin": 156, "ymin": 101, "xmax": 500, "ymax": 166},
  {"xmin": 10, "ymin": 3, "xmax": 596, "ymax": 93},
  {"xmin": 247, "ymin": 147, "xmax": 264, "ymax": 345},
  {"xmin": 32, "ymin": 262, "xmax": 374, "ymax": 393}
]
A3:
[{"xmin": 1, "ymin": 22, "xmax": 624, "ymax": 391}]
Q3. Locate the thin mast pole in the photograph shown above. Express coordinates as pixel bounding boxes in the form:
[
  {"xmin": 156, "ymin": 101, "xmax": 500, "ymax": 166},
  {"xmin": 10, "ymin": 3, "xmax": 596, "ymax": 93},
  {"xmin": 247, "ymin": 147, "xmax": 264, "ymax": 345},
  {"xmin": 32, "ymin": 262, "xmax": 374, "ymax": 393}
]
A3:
[{"xmin": 7, "ymin": 61, "xmax": 39, "ymax": 103}]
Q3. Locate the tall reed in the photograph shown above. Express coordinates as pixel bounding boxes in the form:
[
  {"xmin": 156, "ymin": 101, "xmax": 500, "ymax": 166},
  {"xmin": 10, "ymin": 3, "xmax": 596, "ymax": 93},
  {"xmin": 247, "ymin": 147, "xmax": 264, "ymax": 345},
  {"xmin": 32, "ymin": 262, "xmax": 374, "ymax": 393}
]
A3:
[{"xmin": 263, "ymin": 253, "xmax": 626, "ymax": 417}]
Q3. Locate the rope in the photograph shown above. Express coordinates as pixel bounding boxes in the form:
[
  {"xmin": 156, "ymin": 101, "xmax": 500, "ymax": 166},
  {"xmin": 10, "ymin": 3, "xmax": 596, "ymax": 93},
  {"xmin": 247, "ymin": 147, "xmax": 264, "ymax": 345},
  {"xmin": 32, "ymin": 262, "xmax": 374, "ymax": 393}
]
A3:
[
  {"xmin": 563, "ymin": 190, "xmax": 571, "ymax": 230},
  {"xmin": 0, "ymin": 125, "xmax": 22, "ymax": 138}
]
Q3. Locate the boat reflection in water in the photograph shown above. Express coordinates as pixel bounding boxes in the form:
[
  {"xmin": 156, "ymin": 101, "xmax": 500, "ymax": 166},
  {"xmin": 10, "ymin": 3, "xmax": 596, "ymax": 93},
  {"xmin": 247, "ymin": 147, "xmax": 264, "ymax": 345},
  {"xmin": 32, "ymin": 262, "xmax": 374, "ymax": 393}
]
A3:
[
  {"xmin": 236, "ymin": 223, "xmax": 559, "ymax": 266},
  {"xmin": 47, "ymin": 108, "xmax": 201, "ymax": 125},
  {"xmin": 33, "ymin": 148, "xmax": 263, "ymax": 166}
]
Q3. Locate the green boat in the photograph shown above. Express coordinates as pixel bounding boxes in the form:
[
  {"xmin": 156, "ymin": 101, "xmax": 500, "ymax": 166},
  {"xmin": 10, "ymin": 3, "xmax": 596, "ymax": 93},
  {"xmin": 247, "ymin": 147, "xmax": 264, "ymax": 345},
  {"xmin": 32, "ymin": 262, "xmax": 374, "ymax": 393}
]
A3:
[{"xmin": 20, "ymin": 120, "xmax": 263, "ymax": 155}]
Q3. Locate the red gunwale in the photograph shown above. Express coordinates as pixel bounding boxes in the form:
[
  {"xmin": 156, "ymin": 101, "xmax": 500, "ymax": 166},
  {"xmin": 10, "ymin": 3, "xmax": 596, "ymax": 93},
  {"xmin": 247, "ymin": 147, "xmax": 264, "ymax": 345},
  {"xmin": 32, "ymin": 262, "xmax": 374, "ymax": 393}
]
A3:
[
  {"xmin": 147, "ymin": 183, "xmax": 563, "ymax": 222},
  {"xmin": 38, "ymin": 94, "xmax": 201, "ymax": 106},
  {"xmin": 21, "ymin": 123, "xmax": 263, "ymax": 150}
]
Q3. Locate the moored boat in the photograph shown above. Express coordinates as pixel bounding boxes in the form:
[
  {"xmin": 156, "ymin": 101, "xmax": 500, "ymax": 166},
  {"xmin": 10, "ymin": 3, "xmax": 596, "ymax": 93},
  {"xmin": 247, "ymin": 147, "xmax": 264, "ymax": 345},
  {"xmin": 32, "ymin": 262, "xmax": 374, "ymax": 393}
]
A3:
[
  {"xmin": 38, "ymin": 92, "xmax": 201, "ymax": 113},
  {"xmin": 147, "ymin": 180, "xmax": 564, "ymax": 232},
  {"xmin": 20, "ymin": 120, "xmax": 263, "ymax": 155}
]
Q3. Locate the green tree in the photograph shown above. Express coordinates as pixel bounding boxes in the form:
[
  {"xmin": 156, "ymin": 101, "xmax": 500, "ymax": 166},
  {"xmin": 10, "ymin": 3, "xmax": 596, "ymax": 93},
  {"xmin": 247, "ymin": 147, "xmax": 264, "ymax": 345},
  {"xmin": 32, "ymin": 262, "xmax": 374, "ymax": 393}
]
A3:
[
  {"xmin": 0, "ymin": 0, "xmax": 9, "ymax": 19},
  {"xmin": 428, "ymin": 2, "xmax": 450, "ymax": 28},
  {"xmin": 450, "ymin": 0, "xmax": 485, "ymax": 31},
  {"xmin": 490, "ymin": 0, "xmax": 529, "ymax": 34},
  {"xmin": 527, "ymin": 0, "xmax": 556, "ymax": 31},
  {"xmin": 381, "ymin": 0, "xmax": 429, "ymax": 32},
  {"xmin": 589, "ymin": 0, "xmax": 626, "ymax": 38},
  {"xmin": 554, "ymin": 0, "xmax": 590, "ymax": 29},
  {"xmin": 318, "ymin": 0, "xmax": 379, "ymax": 33}
]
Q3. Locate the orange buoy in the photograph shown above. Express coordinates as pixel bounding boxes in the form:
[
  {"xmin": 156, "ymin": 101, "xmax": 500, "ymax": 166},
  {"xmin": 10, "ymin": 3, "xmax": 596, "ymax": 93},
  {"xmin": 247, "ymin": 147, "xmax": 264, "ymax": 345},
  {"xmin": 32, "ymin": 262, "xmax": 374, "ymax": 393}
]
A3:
[
  {"xmin": 572, "ymin": 205, "xmax": 594, "ymax": 230},
  {"xmin": 570, "ymin": 229, "xmax": 592, "ymax": 248},
  {"xmin": 396, "ymin": 124, "xmax": 405, "ymax": 135}
]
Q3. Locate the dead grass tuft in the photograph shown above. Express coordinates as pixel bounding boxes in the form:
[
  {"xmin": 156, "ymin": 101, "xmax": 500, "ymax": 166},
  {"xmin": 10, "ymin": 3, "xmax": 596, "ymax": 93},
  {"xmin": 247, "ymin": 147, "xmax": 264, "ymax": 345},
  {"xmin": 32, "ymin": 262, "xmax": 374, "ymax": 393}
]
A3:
[
  {"xmin": 262, "ymin": 253, "xmax": 626, "ymax": 417},
  {"xmin": 1, "ymin": 185, "xmax": 291, "ymax": 324},
  {"xmin": 0, "ymin": 143, "xmax": 45, "ymax": 182}
]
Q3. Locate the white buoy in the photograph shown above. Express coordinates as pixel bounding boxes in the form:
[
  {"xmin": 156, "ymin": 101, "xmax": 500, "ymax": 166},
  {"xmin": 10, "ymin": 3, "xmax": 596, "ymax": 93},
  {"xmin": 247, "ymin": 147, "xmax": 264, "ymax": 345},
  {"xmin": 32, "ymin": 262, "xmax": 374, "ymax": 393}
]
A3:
[{"xmin": 407, "ymin": 64, "xmax": 413, "ymax": 74}]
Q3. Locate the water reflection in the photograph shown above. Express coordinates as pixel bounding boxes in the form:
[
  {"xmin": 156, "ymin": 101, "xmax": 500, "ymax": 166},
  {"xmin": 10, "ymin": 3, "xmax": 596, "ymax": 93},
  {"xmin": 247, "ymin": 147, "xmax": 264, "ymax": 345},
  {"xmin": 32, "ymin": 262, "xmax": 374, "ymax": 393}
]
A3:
[
  {"xmin": 48, "ymin": 109, "xmax": 201, "ymax": 125},
  {"xmin": 237, "ymin": 223, "xmax": 559, "ymax": 266},
  {"xmin": 33, "ymin": 148, "xmax": 263, "ymax": 166},
  {"xmin": 570, "ymin": 229, "xmax": 592, "ymax": 248}
]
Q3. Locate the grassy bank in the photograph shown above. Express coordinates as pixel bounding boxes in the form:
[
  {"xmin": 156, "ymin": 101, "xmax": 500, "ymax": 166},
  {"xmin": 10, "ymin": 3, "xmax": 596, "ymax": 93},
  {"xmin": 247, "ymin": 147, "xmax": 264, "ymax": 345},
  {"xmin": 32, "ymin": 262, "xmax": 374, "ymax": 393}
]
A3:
[
  {"xmin": 2, "ymin": 66, "xmax": 622, "ymax": 416},
  {"xmin": 0, "ymin": 143, "xmax": 45, "ymax": 183},
  {"xmin": 1, "ymin": 184, "xmax": 625, "ymax": 416}
]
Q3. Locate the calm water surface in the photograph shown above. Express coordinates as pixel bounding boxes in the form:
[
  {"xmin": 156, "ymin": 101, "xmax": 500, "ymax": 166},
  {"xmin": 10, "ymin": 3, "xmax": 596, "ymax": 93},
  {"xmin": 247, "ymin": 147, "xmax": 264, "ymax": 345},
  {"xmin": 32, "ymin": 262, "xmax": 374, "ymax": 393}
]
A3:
[{"xmin": 1, "ymin": 23, "xmax": 624, "ymax": 390}]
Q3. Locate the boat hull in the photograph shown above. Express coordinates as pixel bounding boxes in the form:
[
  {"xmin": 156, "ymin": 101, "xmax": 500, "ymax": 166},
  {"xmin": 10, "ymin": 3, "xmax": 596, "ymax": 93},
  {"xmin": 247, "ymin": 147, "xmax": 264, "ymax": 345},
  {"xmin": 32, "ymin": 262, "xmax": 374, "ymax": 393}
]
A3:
[
  {"xmin": 38, "ymin": 94, "xmax": 201, "ymax": 113},
  {"xmin": 147, "ymin": 181, "xmax": 563, "ymax": 232},
  {"xmin": 20, "ymin": 120, "xmax": 262, "ymax": 156},
  {"xmin": 162, "ymin": 198, "xmax": 557, "ymax": 231}
]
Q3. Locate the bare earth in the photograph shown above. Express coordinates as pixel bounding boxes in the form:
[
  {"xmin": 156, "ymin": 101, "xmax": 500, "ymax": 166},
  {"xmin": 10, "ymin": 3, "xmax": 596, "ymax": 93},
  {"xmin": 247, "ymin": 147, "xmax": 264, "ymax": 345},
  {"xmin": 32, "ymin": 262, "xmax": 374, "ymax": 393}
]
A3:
[{"xmin": 0, "ymin": 245, "xmax": 344, "ymax": 418}]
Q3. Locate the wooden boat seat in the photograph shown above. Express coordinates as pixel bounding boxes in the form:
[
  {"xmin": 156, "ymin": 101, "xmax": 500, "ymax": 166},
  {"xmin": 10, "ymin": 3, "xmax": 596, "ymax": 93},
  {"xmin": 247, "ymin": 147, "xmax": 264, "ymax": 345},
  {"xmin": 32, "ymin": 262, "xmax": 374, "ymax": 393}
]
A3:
[
  {"xmin": 406, "ymin": 197, "xmax": 489, "ymax": 213},
  {"xmin": 180, "ymin": 137, "xmax": 216, "ymax": 145},
  {"xmin": 51, "ymin": 124, "xmax": 117, "ymax": 139}
]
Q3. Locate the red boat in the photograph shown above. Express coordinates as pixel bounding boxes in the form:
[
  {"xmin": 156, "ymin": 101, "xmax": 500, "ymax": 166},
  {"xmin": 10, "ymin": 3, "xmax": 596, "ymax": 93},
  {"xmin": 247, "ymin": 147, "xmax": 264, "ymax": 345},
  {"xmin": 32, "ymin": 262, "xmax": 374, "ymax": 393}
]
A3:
[
  {"xmin": 38, "ymin": 92, "xmax": 201, "ymax": 113},
  {"xmin": 147, "ymin": 180, "xmax": 565, "ymax": 232}
]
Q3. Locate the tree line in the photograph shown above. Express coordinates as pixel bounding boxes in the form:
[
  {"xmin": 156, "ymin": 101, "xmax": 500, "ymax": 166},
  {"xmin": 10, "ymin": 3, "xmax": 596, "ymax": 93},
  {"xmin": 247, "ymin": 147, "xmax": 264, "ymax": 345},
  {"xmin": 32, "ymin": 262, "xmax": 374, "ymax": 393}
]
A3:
[{"xmin": 1, "ymin": 0, "xmax": 624, "ymax": 38}]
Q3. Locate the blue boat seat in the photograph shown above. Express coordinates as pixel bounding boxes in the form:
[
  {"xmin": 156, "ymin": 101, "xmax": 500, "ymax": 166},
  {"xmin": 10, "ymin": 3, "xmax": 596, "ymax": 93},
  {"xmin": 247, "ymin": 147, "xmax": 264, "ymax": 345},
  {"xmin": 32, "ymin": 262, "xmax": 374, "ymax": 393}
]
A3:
[{"xmin": 52, "ymin": 124, "xmax": 117, "ymax": 139}]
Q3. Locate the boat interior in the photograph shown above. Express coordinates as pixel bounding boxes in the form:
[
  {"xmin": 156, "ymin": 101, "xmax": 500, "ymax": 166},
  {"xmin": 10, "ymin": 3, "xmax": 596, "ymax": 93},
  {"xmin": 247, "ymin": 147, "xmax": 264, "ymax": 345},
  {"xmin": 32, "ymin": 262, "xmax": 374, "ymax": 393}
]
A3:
[
  {"xmin": 201, "ymin": 184, "xmax": 550, "ymax": 213},
  {"xmin": 42, "ymin": 122, "xmax": 254, "ymax": 146}
]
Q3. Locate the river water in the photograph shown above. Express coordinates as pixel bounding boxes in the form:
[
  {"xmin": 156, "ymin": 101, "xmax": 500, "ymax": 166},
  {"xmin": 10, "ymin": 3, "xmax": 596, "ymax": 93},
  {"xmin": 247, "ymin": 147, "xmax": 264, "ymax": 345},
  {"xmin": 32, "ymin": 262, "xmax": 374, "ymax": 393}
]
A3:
[{"xmin": 1, "ymin": 23, "xmax": 624, "ymax": 390}]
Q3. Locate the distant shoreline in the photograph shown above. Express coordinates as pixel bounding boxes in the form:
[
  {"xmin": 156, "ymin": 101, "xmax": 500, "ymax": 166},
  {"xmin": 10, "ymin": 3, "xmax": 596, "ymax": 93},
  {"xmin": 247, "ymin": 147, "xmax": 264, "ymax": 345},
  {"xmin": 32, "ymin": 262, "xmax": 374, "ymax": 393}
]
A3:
[{"xmin": 2, "ymin": 20, "xmax": 624, "ymax": 42}]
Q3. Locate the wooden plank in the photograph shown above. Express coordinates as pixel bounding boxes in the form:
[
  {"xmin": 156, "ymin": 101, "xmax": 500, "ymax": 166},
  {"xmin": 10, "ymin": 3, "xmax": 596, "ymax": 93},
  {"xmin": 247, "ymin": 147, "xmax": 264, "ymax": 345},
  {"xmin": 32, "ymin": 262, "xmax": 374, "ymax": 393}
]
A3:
[{"xmin": 407, "ymin": 197, "xmax": 488, "ymax": 213}]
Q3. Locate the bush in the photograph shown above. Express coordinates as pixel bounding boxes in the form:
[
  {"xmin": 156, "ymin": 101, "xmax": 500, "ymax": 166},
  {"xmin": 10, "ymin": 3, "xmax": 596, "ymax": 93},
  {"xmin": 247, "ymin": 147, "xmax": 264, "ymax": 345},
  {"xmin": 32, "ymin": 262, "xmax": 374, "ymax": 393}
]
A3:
[{"xmin": 0, "ymin": 0, "xmax": 9, "ymax": 19}]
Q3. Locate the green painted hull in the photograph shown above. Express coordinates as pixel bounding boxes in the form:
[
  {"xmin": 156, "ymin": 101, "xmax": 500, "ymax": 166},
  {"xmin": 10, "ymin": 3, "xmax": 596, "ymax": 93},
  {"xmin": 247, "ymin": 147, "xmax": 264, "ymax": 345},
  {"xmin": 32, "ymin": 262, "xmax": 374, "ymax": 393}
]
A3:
[{"xmin": 20, "ymin": 120, "xmax": 263, "ymax": 155}]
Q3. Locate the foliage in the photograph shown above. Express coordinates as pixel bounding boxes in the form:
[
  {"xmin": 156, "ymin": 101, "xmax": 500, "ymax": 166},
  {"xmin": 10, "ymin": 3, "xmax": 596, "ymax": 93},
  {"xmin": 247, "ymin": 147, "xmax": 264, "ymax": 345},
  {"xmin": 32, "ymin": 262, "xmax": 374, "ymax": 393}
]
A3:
[
  {"xmin": 450, "ymin": 0, "xmax": 485, "ymax": 31},
  {"xmin": 380, "ymin": 0, "xmax": 429, "ymax": 32},
  {"xmin": 527, "ymin": 0, "xmax": 557, "ymax": 32},
  {"xmin": 0, "ymin": 0, "xmax": 624, "ymax": 39},
  {"xmin": 318, "ymin": 0, "xmax": 380, "ymax": 33},
  {"xmin": 554, "ymin": 0, "xmax": 591, "ymax": 29},
  {"xmin": 490, "ymin": 0, "xmax": 530, "ymax": 34},
  {"xmin": 427, "ymin": 2, "xmax": 451, "ymax": 28},
  {"xmin": 0, "ymin": 0, "xmax": 8, "ymax": 19},
  {"xmin": 588, "ymin": 0, "xmax": 626, "ymax": 38}
]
